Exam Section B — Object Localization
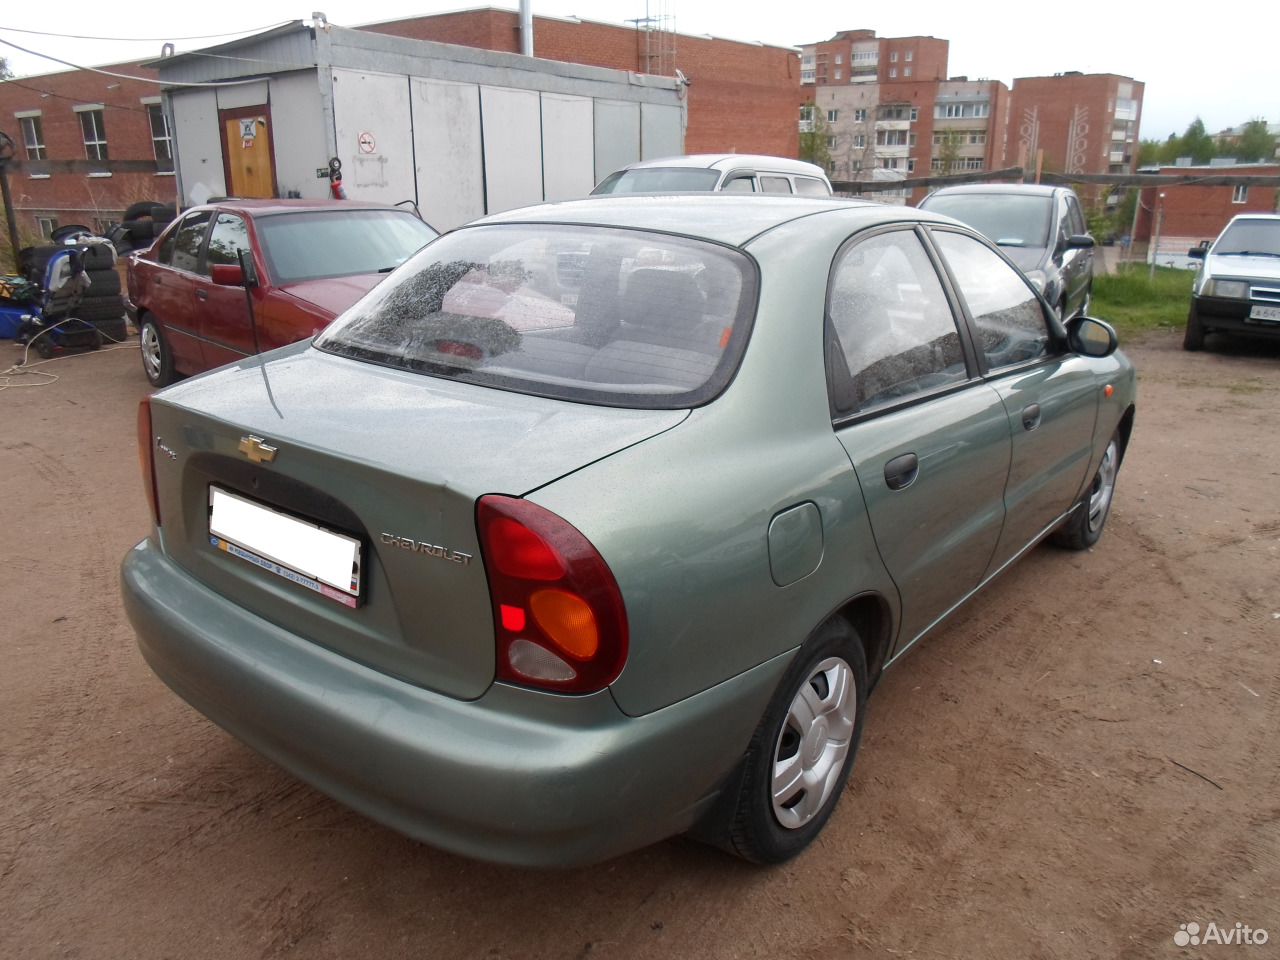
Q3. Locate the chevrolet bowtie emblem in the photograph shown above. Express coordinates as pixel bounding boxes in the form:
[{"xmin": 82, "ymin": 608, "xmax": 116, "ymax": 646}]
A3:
[{"xmin": 238, "ymin": 435, "xmax": 278, "ymax": 464}]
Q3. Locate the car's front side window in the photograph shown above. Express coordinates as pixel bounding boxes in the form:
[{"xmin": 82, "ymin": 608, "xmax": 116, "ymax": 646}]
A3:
[
  {"xmin": 169, "ymin": 212, "xmax": 213, "ymax": 274},
  {"xmin": 203, "ymin": 214, "xmax": 251, "ymax": 274},
  {"xmin": 931, "ymin": 229, "xmax": 1051, "ymax": 371},
  {"xmin": 826, "ymin": 229, "xmax": 968, "ymax": 416}
]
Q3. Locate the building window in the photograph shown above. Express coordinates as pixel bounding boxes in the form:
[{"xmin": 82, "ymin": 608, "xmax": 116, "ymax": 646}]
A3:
[
  {"xmin": 1233, "ymin": 185, "xmax": 1249, "ymax": 204},
  {"xmin": 834, "ymin": 55, "xmax": 843, "ymax": 65},
  {"xmin": 853, "ymin": 134, "xmax": 865, "ymax": 148},
  {"xmin": 909, "ymin": 133, "xmax": 917, "ymax": 147},
  {"xmin": 78, "ymin": 108, "xmax": 108, "ymax": 160},
  {"xmin": 834, "ymin": 70, "xmax": 842, "ymax": 80},
  {"xmin": 36, "ymin": 216, "xmax": 57, "ymax": 239},
  {"xmin": 19, "ymin": 115, "xmax": 46, "ymax": 160},
  {"xmin": 890, "ymin": 51, "xmax": 898, "ymax": 63},
  {"xmin": 962, "ymin": 158, "xmax": 984, "ymax": 170},
  {"xmin": 146, "ymin": 102, "xmax": 174, "ymax": 172},
  {"xmin": 969, "ymin": 131, "xmax": 987, "ymax": 144},
  {"xmin": 876, "ymin": 129, "xmax": 909, "ymax": 146},
  {"xmin": 827, "ymin": 135, "xmax": 838, "ymax": 149},
  {"xmin": 907, "ymin": 158, "xmax": 916, "ymax": 173},
  {"xmin": 904, "ymin": 67, "xmax": 912, "ymax": 78},
  {"xmin": 827, "ymin": 109, "xmax": 839, "ymax": 123},
  {"xmin": 854, "ymin": 108, "xmax": 867, "ymax": 122},
  {"xmin": 906, "ymin": 50, "xmax": 914, "ymax": 62},
  {"xmin": 889, "ymin": 68, "xmax": 897, "ymax": 79},
  {"xmin": 910, "ymin": 107, "xmax": 919, "ymax": 122}
]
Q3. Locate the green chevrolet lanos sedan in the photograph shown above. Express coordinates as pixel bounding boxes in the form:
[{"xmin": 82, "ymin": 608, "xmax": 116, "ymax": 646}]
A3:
[{"xmin": 122, "ymin": 194, "xmax": 1136, "ymax": 868}]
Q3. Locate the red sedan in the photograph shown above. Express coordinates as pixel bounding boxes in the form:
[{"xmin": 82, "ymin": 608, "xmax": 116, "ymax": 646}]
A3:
[{"xmin": 127, "ymin": 199, "xmax": 438, "ymax": 386}]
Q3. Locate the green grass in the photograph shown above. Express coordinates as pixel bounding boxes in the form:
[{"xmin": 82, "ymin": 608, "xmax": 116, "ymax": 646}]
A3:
[{"xmin": 1090, "ymin": 265, "xmax": 1195, "ymax": 339}]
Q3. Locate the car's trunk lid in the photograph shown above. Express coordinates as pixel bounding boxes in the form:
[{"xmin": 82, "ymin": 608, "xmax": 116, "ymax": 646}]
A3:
[{"xmin": 149, "ymin": 344, "xmax": 686, "ymax": 699}]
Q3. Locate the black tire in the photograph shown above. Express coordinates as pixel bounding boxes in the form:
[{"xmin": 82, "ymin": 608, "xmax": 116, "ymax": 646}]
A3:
[
  {"xmin": 73, "ymin": 296, "xmax": 126, "ymax": 322},
  {"xmin": 92, "ymin": 317, "xmax": 129, "ymax": 343},
  {"xmin": 35, "ymin": 337, "xmax": 55, "ymax": 359},
  {"xmin": 139, "ymin": 315, "xmax": 176, "ymax": 387},
  {"xmin": 90, "ymin": 330, "xmax": 104, "ymax": 350},
  {"xmin": 1183, "ymin": 305, "xmax": 1206, "ymax": 351},
  {"xmin": 711, "ymin": 618, "xmax": 868, "ymax": 864},
  {"xmin": 1053, "ymin": 433, "xmax": 1121, "ymax": 550},
  {"xmin": 123, "ymin": 220, "xmax": 158, "ymax": 245},
  {"xmin": 85, "ymin": 269, "xmax": 122, "ymax": 297}
]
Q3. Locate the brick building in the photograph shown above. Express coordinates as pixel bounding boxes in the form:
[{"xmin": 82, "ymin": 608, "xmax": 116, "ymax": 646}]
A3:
[
  {"xmin": 1135, "ymin": 163, "xmax": 1280, "ymax": 265},
  {"xmin": 2, "ymin": 9, "xmax": 799, "ymax": 239},
  {"xmin": 1007, "ymin": 72, "xmax": 1143, "ymax": 177},
  {"xmin": 799, "ymin": 30, "xmax": 947, "ymax": 87},
  {"xmin": 0, "ymin": 62, "xmax": 176, "ymax": 243},
  {"xmin": 363, "ymin": 10, "xmax": 800, "ymax": 157}
]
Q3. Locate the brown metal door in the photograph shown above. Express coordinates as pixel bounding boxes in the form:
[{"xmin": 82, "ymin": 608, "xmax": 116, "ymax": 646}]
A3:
[{"xmin": 219, "ymin": 106, "xmax": 277, "ymax": 199}]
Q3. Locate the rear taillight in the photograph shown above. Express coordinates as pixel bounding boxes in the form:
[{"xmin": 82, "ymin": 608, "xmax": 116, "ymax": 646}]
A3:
[
  {"xmin": 477, "ymin": 495, "xmax": 628, "ymax": 694},
  {"xmin": 136, "ymin": 398, "xmax": 161, "ymax": 526}
]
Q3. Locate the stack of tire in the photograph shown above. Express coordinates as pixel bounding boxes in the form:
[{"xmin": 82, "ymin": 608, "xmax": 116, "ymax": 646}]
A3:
[
  {"xmin": 21, "ymin": 241, "xmax": 130, "ymax": 344},
  {"xmin": 109, "ymin": 201, "xmax": 177, "ymax": 255}
]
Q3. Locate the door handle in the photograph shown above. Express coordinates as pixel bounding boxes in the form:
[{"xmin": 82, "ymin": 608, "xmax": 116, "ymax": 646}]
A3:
[
  {"xmin": 884, "ymin": 452, "xmax": 919, "ymax": 491},
  {"xmin": 195, "ymin": 288, "xmax": 209, "ymax": 301},
  {"xmin": 1021, "ymin": 403, "xmax": 1042, "ymax": 431}
]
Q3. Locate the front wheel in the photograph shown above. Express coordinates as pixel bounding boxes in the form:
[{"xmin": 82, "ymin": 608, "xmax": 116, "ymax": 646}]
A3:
[
  {"xmin": 1053, "ymin": 434, "xmax": 1120, "ymax": 550},
  {"xmin": 139, "ymin": 315, "xmax": 176, "ymax": 387},
  {"xmin": 1183, "ymin": 305, "xmax": 1205, "ymax": 351},
  {"xmin": 711, "ymin": 618, "xmax": 868, "ymax": 864}
]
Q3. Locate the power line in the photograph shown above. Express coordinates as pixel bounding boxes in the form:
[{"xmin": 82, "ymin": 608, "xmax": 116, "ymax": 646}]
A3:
[
  {"xmin": 0, "ymin": 21, "xmax": 292, "ymax": 43},
  {"xmin": 1, "ymin": 77, "xmax": 148, "ymax": 115},
  {"xmin": 0, "ymin": 35, "xmax": 269, "ymax": 87}
]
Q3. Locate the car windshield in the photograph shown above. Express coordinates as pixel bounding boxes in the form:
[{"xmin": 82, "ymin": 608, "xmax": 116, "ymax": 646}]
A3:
[
  {"xmin": 592, "ymin": 168, "xmax": 722, "ymax": 194},
  {"xmin": 922, "ymin": 194, "xmax": 1054, "ymax": 248},
  {"xmin": 315, "ymin": 223, "xmax": 758, "ymax": 409},
  {"xmin": 256, "ymin": 210, "xmax": 438, "ymax": 283},
  {"xmin": 1213, "ymin": 220, "xmax": 1280, "ymax": 256}
]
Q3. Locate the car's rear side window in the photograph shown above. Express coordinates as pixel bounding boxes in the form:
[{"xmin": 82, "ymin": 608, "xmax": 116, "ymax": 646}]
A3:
[
  {"xmin": 170, "ymin": 212, "xmax": 211, "ymax": 273},
  {"xmin": 316, "ymin": 224, "xmax": 758, "ymax": 409}
]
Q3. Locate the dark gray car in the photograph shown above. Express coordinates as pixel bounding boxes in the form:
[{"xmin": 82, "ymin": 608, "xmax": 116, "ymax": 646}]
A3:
[{"xmin": 919, "ymin": 184, "xmax": 1096, "ymax": 319}]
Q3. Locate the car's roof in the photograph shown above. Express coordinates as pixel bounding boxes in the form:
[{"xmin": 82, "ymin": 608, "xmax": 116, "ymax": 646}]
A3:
[
  {"xmin": 924, "ymin": 183, "xmax": 1063, "ymax": 199},
  {"xmin": 1225, "ymin": 213, "xmax": 1280, "ymax": 223},
  {"xmin": 190, "ymin": 198, "xmax": 411, "ymax": 218},
  {"xmin": 472, "ymin": 194, "xmax": 949, "ymax": 247},
  {"xmin": 618, "ymin": 154, "xmax": 829, "ymax": 178}
]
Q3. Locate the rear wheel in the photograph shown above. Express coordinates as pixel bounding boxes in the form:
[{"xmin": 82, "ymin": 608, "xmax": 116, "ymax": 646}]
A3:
[
  {"xmin": 1053, "ymin": 434, "xmax": 1120, "ymax": 550},
  {"xmin": 1183, "ymin": 305, "xmax": 1205, "ymax": 351},
  {"xmin": 712, "ymin": 618, "xmax": 867, "ymax": 864},
  {"xmin": 139, "ymin": 315, "xmax": 175, "ymax": 387}
]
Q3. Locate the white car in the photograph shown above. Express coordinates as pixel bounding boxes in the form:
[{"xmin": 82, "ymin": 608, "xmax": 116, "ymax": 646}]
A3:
[
  {"xmin": 592, "ymin": 154, "xmax": 832, "ymax": 197},
  {"xmin": 1185, "ymin": 214, "xmax": 1280, "ymax": 350}
]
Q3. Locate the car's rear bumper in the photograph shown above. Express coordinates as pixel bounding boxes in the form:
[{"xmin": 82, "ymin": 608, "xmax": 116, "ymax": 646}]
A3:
[
  {"xmin": 121, "ymin": 538, "xmax": 787, "ymax": 867},
  {"xmin": 1192, "ymin": 294, "xmax": 1280, "ymax": 339}
]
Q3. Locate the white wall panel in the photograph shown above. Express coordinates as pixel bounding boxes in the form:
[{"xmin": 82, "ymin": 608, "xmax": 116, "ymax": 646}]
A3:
[
  {"xmin": 540, "ymin": 93, "xmax": 595, "ymax": 201},
  {"xmin": 481, "ymin": 86, "xmax": 544, "ymax": 214},
  {"xmin": 641, "ymin": 103, "xmax": 684, "ymax": 160},
  {"xmin": 410, "ymin": 78, "xmax": 485, "ymax": 230},
  {"xmin": 170, "ymin": 88, "xmax": 225, "ymax": 206},
  {"xmin": 331, "ymin": 68, "xmax": 416, "ymax": 205},
  {"xmin": 270, "ymin": 72, "xmax": 329, "ymax": 199},
  {"xmin": 593, "ymin": 100, "xmax": 640, "ymax": 183}
]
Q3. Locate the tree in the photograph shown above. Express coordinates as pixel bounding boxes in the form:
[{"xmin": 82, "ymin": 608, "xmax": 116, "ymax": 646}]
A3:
[
  {"xmin": 1234, "ymin": 118, "xmax": 1277, "ymax": 163},
  {"xmin": 798, "ymin": 104, "xmax": 832, "ymax": 172},
  {"xmin": 1161, "ymin": 117, "xmax": 1216, "ymax": 165},
  {"xmin": 0, "ymin": 56, "xmax": 11, "ymax": 80},
  {"xmin": 936, "ymin": 129, "xmax": 963, "ymax": 175},
  {"xmin": 1136, "ymin": 139, "xmax": 1163, "ymax": 167}
]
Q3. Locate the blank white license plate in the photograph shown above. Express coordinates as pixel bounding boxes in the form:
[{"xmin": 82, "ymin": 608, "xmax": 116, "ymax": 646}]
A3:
[
  {"xmin": 208, "ymin": 486, "xmax": 362, "ymax": 607},
  {"xmin": 1248, "ymin": 305, "xmax": 1280, "ymax": 322}
]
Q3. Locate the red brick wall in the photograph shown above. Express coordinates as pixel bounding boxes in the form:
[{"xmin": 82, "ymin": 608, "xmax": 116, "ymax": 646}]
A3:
[
  {"xmin": 879, "ymin": 37, "xmax": 947, "ymax": 83},
  {"xmin": 1007, "ymin": 74, "xmax": 1141, "ymax": 176},
  {"xmin": 1135, "ymin": 166, "xmax": 1280, "ymax": 242},
  {"xmin": 0, "ymin": 63, "xmax": 177, "ymax": 238},
  {"xmin": 365, "ymin": 12, "xmax": 801, "ymax": 158},
  {"xmin": 988, "ymin": 81, "xmax": 1011, "ymax": 169}
]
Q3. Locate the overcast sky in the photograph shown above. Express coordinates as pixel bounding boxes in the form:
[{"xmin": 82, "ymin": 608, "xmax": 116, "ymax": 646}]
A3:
[{"xmin": 1, "ymin": 1, "xmax": 1275, "ymax": 141}]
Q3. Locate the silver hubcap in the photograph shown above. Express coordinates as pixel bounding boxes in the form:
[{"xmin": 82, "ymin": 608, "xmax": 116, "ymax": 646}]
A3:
[
  {"xmin": 141, "ymin": 324, "xmax": 161, "ymax": 380},
  {"xmin": 1088, "ymin": 439, "xmax": 1118, "ymax": 533},
  {"xmin": 771, "ymin": 656, "xmax": 856, "ymax": 830}
]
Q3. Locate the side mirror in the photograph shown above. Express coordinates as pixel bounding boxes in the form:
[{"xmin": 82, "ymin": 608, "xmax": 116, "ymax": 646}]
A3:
[
  {"xmin": 209, "ymin": 263, "xmax": 244, "ymax": 286},
  {"xmin": 1066, "ymin": 234, "xmax": 1095, "ymax": 250},
  {"xmin": 236, "ymin": 248, "xmax": 260, "ymax": 289},
  {"xmin": 1187, "ymin": 247, "xmax": 1207, "ymax": 260},
  {"xmin": 1067, "ymin": 315, "xmax": 1118, "ymax": 358}
]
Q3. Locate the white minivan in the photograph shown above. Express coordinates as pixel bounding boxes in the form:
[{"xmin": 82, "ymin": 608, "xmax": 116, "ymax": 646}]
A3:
[{"xmin": 592, "ymin": 154, "xmax": 833, "ymax": 197}]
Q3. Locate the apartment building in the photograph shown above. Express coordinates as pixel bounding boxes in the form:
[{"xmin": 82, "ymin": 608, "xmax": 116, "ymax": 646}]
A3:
[
  {"xmin": 800, "ymin": 30, "xmax": 947, "ymax": 87},
  {"xmin": 1008, "ymin": 72, "xmax": 1143, "ymax": 176},
  {"xmin": 2, "ymin": 9, "xmax": 800, "ymax": 237}
]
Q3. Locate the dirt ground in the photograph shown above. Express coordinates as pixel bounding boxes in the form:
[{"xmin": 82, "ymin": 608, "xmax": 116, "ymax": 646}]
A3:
[{"xmin": 2, "ymin": 329, "xmax": 1278, "ymax": 960}]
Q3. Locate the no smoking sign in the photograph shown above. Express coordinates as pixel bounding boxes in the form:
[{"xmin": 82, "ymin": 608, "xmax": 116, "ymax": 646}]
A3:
[{"xmin": 357, "ymin": 132, "xmax": 377, "ymax": 154}]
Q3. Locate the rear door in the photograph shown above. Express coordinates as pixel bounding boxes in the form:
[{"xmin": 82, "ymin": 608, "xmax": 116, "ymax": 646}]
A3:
[
  {"xmin": 194, "ymin": 212, "xmax": 258, "ymax": 369},
  {"xmin": 928, "ymin": 228, "xmax": 1099, "ymax": 574},
  {"xmin": 1062, "ymin": 193, "xmax": 1093, "ymax": 315},
  {"xmin": 148, "ymin": 211, "xmax": 212, "ymax": 373},
  {"xmin": 827, "ymin": 226, "xmax": 1011, "ymax": 652}
]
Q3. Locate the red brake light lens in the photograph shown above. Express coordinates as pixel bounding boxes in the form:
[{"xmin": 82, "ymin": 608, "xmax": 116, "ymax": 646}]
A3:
[
  {"xmin": 477, "ymin": 495, "xmax": 628, "ymax": 694},
  {"xmin": 136, "ymin": 398, "xmax": 161, "ymax": 526}
]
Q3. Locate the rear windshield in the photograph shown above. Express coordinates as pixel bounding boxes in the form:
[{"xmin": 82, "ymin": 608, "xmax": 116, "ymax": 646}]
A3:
[
  {"xmin": 922, "ymin": 194, "xmax": 1053, "ymax": 248},
  {"xmin": 592, "ymin": 168, "xmax": 722, "ymax": 194},
  {"xmin": 257, "ymin": 210, "xmax": 438, "ymax": 283},
  {"xmin": 1213, "ymin": 219, "xmax": 1280, "ymax": 256},
  {"xmin": 315, "ymin": 223, "xmax": 758, "ymax": 409}
]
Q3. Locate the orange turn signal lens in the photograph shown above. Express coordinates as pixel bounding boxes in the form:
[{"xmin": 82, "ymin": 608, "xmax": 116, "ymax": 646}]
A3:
[
  {"xmin": 530, "ymin": 589, "xmax": 599, "ymax": 660},
  {"xmin": 1104, "ymin": 384, "xmax": 1114, "ymax": 398}
]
